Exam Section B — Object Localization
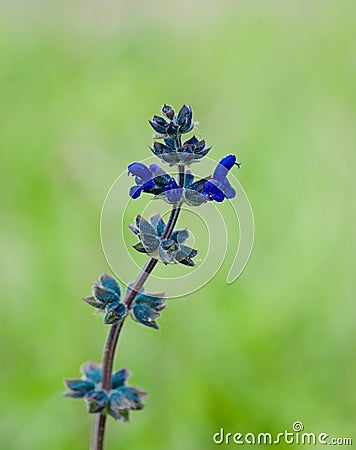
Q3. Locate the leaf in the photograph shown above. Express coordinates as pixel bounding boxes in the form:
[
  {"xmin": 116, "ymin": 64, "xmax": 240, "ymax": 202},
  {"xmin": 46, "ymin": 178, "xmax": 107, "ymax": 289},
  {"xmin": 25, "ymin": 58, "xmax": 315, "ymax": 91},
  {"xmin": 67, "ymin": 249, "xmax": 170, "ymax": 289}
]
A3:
[
  {"xmin": 177, "ymin": 257, "xmax": 195, "ymax": 267},
  {"xmin": 132, "ymin": 242, "xmax": 148, "ymax": 254},
  {"xmin": 83, "ymin": 296, "xmax": 106, "ymax": 310}
]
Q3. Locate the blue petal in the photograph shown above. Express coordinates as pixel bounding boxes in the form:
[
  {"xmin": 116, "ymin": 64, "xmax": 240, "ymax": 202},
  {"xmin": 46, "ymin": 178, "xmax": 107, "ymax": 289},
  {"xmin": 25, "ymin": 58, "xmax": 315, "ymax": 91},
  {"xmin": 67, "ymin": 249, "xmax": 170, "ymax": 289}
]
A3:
[
  {"xmin": 171, "ymin": 229, "xmax": 189, "ymax": 243},
  {"xmin": 149, "ymin": 163, "xmax": 164, "ymax": 176},
  {"xmin": 177, "ymin": 244, "xmax": 198, "ymax": 259},
  {"xmin": 150, "ymin": 142, "xmax": 166, "ymax": 157},
  {"xmin": 63, "ymin": 379, "xmax": 95, "ymax": 398},
  {"xmin": 164, "ymin": 138, "xmax": 178, "ymax": 150},
  {"xmin": 137, "ymin": 215, "xmax": 156, "ymax": 236},
  {"xmin": 134, "ymin": 292, "xmax": 166, "ymax": 308},
  {"xmin": 111, "ymin": 368, "xmax": 130, "ymax": 389},
  {"xmin": 179, "ymin": 109, "xmax": 194, "ymax": 133},
  {"xmin": 176, "ymin": 104, "xmax": 192, "ymax": 127},
  {"xmin": 150, "ymin": 214, "xmax": 166, "ymax": 236},
  {"xmin": 184, "ymin": 172, "xmax": 195, "ymax": 187},
  {"xmin": 220, "ymin": 178, "xmax": 236, "ymax": 199},
  {"xmin": 202, "ymin": 180, "xmax": 225, "ymax": 202},
  {"xmin": 130, "ymin": 287, "xmax": 166, "ymax": 329},
  {"xmin": 140, "ymin": 179, "xmax": 156, "ymax": 193},
  {"xmin": 118, "ymin": 386, "xmax": 146, "ymax": 410},
  {"xmin": 193, "ymin": 139, "xmax": 206, "ymax": 152},
  {"xmin": 184, "ymin": 135, "xmax": 198, "ymax": 146},
  {"xmin": 193, "ymin": 145, "xmax": 211, "ymax": 158},
  {"xmin": 131, "ymin": 303, "xmax": 161, "ymax": 329},
  {"xmin": 213, "ymin": 154, "xmax": 237, "ymax": 181},
  {"xmin": 129, "ymin": 185, "xmax": 143, "ymax": 199},
  {"xmin": 141, "ymin": 234, "xmax": 160, "ymax": 253},
  {"xmin": 93, "ymin": 285, "xmax": 120, "ymax": 304},
  {"xmin": 81, "ymin": 361, "xmax": 102, "ymax": 384},
  {"xmin": 128, "ymin": 162, "xmax": 152, "ymax": 182},
  {"xmin": 109, "ymin": 390, "xmax": 132, "ymax": 410},
  {"xmin": 100, "ymin": 273, "xmax": 121, "ymax": 299},
  {"xmin": 149, "ymin": 115, "xmax": 168, "ymax": 134}
]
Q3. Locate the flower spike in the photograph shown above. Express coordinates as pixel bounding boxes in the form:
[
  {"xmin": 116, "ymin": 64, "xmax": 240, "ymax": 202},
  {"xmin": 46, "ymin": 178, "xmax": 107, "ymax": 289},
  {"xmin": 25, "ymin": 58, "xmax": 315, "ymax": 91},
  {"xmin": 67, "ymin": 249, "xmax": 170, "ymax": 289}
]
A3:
[{"xmin": 65, "ymin": 103, "xmax": 243, "ymax": 440}]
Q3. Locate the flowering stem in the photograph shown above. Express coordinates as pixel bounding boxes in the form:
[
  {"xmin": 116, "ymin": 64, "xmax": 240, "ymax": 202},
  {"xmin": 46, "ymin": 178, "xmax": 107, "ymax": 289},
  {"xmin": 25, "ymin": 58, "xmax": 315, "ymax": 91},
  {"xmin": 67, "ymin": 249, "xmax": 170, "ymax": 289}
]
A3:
[{"xmin": 91, "ymin": 158, "xmax": 184, "ymax": 450}]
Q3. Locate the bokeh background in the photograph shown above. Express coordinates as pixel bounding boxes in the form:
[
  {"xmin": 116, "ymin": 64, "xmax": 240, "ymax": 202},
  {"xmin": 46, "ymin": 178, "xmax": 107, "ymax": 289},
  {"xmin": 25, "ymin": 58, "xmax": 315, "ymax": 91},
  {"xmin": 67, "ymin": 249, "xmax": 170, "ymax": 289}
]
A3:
[{"xmin": 1, "ymin": 1, "xmax": 355, "ymax": 449}]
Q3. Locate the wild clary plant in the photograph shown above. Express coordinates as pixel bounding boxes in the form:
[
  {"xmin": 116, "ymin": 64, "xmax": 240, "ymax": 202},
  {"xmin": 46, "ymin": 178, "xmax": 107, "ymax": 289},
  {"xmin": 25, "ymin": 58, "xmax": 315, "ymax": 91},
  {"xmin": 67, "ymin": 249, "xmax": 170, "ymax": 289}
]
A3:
[{"xmin": 63, "ymin": 104, "xmax": 240, "ymax": 449}]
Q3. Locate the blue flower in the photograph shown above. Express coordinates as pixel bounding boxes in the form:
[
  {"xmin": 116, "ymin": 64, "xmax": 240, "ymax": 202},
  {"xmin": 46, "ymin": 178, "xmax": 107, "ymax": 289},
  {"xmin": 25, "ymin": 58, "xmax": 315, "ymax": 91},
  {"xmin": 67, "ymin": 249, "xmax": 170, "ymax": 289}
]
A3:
[
  {"xmin": 63, "ymin": 362, "xmax": 146, "ymax": 422},
  {"xmin": 150, "ymin": 135, "xmax": 211, "ymax": 166},
  {"xmin": 153, "ymin": 170, "xmax": 209, "ymax": 206},
  {"xmin": 202, "ymin": 154, "xmax": 240, "ymax": 202},
  {"xmin": 130, "ymin": 214, "xmax": 198, "ymax": 266},
  {"xmin": 149, "ymin": 104, "xmax": 194, "ymax": 137},
  {"xmin": 128, "ymin": 153, "xmax": 213, "ymax": 205},
  {"xmin": 128, "ymin": 162, "xmax": 170, "ymax": 199},
  {"xmin": 83, "ymin": 273, "xmax": 127, "ymax": 324}
]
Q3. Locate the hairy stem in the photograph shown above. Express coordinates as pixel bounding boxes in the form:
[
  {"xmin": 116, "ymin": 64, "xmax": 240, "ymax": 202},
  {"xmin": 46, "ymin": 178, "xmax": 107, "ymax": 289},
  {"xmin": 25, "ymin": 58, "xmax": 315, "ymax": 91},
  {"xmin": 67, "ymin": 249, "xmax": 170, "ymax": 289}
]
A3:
[{"xmin": 92, "ymin": 160, "xmax": 184, "ymax": 450}]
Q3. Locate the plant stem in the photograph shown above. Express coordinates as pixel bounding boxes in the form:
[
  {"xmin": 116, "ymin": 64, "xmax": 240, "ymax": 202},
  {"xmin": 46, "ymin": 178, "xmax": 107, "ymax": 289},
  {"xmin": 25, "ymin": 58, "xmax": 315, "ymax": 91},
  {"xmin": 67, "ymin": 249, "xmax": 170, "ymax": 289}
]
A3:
[{"xmin": 91, "ymin": 161, "xmax": 184, "ymax": 450}]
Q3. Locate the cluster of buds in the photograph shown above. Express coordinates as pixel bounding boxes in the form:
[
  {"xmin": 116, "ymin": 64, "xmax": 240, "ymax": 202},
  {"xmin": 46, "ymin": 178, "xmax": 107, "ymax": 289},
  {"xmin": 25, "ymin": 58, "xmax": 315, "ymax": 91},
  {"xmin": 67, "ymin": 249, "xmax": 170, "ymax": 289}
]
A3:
[
  {"xmin": 63, "ymin": 362, "xmax": 146, "ymax": 422},
  {"xmin": 129, "ymin": 214, "xmax": 198, "ymax": 266},
  {"xmin": 83, "ymin": 273, "xmax": 166, "ymax": 329}
]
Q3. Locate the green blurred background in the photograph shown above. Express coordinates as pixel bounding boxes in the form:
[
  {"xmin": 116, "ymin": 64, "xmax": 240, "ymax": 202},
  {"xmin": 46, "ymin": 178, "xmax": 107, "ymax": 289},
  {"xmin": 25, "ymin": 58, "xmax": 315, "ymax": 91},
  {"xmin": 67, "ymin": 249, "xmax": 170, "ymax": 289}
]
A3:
[{"xmin": 1, "ymin": 1, "xmax": 355, "ymax": 449}]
